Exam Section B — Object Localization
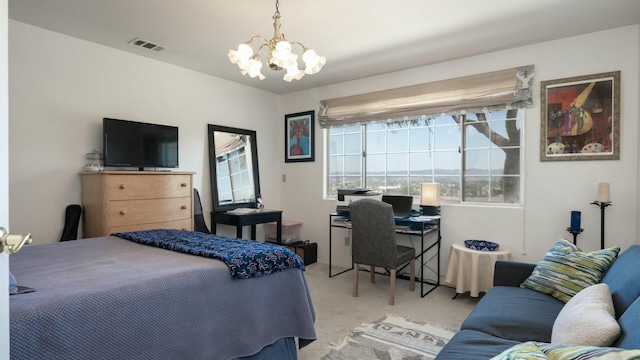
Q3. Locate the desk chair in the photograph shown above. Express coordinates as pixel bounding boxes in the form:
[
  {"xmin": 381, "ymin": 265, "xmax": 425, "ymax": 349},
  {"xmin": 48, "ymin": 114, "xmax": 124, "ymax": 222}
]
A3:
[
  {"xmin": 349, "ymin": 198, "xmax": 415, "ymax": 305},
  {"xmin": 193, "ymin": 188, "xmax": 211, "ymax": 234},
  {"xmin": 60, "ymin": 204, "xmax": 82, "ymax": 241}
]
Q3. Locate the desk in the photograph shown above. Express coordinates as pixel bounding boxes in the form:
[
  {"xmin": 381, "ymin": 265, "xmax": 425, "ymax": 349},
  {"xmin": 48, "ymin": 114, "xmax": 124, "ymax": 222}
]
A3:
[
  {"xmin": 329, "ymin": 213, "xmax": 441, "ymax": 297},
  {"xmin": 444, "ymin": 241, "xmax": 511, "ymax": 298},
  {"xmin": 211, "ymin": 209, "xmax": 283, "ymax": 244}
]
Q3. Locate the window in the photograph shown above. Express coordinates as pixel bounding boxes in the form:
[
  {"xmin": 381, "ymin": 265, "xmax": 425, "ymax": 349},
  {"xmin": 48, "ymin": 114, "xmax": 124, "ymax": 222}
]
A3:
[
  {"xmin": 327, "ymin": 109, "xmax": 522, "ymax": 205},
  {"xmin": 216, "ymin": 147, "xmax": 253, "ymax": 205}
]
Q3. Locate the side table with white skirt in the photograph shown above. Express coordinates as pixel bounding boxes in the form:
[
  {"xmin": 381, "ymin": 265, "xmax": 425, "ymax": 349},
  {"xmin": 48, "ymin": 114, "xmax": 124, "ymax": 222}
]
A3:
[{"xmin": 444, "ymin": 241, "xmax": 512, "ymax": 298}]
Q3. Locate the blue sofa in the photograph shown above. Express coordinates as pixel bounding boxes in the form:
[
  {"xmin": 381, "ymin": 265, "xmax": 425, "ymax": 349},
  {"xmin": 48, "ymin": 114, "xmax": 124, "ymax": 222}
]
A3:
[{"xmin": 436, "ymin": 244, "xmax": 640, "ymax": 359}]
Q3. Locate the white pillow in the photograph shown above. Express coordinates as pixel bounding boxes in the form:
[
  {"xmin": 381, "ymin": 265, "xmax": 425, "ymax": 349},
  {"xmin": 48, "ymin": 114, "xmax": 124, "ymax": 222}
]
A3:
[{"xmin": 551, "ymin": 283, "xmax": 620, "ymax": 346}]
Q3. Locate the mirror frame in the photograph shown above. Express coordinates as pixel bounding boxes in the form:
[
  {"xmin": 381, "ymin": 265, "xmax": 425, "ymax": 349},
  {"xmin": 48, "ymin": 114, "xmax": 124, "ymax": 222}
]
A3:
[{"xmin": 208, "ymin": 124, "xmax": 261, "ymax": 212}]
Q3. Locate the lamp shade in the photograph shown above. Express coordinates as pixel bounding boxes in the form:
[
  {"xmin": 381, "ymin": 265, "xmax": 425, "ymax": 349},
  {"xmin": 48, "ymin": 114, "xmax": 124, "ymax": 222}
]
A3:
[{"xmin": 420, "ymin": 183, "xmax": 440, "ymax": 206}]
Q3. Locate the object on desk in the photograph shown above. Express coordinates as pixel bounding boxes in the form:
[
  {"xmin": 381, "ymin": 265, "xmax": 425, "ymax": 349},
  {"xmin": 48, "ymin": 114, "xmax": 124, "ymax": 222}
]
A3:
[
  {"xmin": 256, "ymin": 194, "xmax": 264, "ymax": 210},
  {"xmin": 265, "ymin": 220, "xmax": 302, "ymax": 244},
  {"xmin": 336, "ymin": 188, "xmax": 381, "ymax": 215},
  {"xmin": 381, "ymin": 195, "xmax": 414, "ymax": 218},
  {"xmin": 420, "ymin": 183, "xmax": 441, "ymax": 216},
  {"xmin": 570, "ymin": 210, "xmax": 581, "ymax": 230},
  {"xmin": 464, "ymin": 240, "xmax": 499, "ymax": 252},
  {"xmin": 285, "ymin": 240, "xmax": 317, "ymax": 265},
  {"xmin": 226, "ymin": 208, "xmax": 260, "ymax": 215},
  {"xmin": 337, "ymin": 188, "xmax": 376, "ymax": 200}
]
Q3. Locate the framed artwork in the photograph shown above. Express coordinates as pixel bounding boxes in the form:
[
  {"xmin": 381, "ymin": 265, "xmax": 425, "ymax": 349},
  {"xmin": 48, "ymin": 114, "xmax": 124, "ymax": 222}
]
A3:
[
  {"xmin": 540, "ymin": 71, "xmax": 620, "ymax": 161},
  {"xmin": 285, "ymin": 110, "xmax": 315, "ymax": 163}
]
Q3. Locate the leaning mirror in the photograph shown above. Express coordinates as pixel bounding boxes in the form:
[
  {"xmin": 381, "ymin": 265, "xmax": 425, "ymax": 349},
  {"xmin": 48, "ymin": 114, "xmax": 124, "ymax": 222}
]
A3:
[{"xmin": 208, "ymin": 124, "xmax": 260, "ymax": 212}]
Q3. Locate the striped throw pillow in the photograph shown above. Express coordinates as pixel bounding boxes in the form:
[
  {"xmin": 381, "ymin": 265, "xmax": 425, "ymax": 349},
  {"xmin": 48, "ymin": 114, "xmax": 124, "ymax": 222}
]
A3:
[
  {"xmin": 520, "ymin": 239, "xmax": 619, "ymax": 303},
  {"xmin": 491, "ymin": 342, "xmax": 547, "ymax": 359},
  {"xmin": 492, "ymin": 342, "xmax": 640, "ymax": 360}
]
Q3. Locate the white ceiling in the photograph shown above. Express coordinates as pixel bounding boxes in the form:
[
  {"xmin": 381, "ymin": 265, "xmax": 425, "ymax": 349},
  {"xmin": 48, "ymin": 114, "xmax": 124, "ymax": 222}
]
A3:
[{"xmin": 8, "ymin": 0, "xmax": 640, "ymax": 95}]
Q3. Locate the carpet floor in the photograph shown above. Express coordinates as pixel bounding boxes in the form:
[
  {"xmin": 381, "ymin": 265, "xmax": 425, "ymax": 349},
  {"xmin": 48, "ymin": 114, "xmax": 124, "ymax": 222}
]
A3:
[
  {"xmin": 321, "ymin": 314, "xmax": 456, "ymax": 359},
  {"xmin": 298, "ymin": 263, "xmax": 480, "ymax": 359}
]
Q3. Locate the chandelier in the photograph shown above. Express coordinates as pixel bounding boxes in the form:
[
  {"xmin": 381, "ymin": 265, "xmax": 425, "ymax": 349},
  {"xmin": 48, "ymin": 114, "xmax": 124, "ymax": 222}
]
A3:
[{"xmin": 227, "ymin": 0, "xmax": 326, "ymax": 82}]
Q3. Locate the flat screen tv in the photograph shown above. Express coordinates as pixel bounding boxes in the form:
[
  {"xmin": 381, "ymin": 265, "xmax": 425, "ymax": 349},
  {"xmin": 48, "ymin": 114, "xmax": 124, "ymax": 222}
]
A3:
[{"xmin": 103, "ymin": 118, "xmax": 179, "ymax": 170}]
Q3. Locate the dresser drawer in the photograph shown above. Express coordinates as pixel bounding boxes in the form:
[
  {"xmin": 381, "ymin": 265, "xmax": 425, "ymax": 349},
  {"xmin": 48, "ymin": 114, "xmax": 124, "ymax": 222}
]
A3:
[
  {"xmin": 109, "ymin": 175, "xmax": 191, "ymax": 200},
  {"xmin": 109, "ymin": 198, "xmax": 192, "ymax": 226},
  {"xmin": 109, "ymin": 218, "xmax": 193, "ymax": 234}
]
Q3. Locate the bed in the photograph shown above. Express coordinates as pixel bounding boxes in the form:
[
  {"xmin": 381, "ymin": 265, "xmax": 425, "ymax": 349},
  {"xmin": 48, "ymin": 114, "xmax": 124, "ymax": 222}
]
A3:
[{"xmin": 9, "ymin": 231, "xmax": 316, "ymax": 360}]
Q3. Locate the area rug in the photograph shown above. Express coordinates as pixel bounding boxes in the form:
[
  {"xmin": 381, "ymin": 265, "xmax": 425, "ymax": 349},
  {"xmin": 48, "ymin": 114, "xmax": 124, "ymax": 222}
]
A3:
[{"xmin": 321, "ymin": 314, "xmax": 456, "ymax": 360}]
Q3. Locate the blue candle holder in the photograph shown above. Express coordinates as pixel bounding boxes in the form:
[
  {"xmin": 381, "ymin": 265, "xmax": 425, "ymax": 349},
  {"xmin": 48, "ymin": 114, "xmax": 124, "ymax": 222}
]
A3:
[{"xmin": 565, "ymin": 227, "xmax": 583, "ymax": 245}]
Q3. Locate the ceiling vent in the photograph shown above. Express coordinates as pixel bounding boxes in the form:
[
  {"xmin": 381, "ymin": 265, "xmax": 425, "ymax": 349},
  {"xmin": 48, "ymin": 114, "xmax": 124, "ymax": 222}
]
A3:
[{"xmin": 128, "ymin": 38, "xmax": 165, "ymax": 52}]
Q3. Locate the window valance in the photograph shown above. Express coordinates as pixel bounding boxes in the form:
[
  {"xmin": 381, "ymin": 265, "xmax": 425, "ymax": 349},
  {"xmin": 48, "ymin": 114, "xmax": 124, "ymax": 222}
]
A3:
[
  {"xmin": 213, "ymin": 133, "xmax": 248, "ymax": 157},
  {"xmin": 319, "ymin": 65, "xmax": 534, "ymax": 128}
]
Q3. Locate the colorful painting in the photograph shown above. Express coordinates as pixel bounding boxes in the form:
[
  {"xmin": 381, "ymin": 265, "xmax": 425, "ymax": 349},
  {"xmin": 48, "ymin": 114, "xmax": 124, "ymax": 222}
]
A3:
[
  {"xmin": 285, "ymin": 110, "xmax": 315, "ymax": 163},
  {"xmin": 540, "ymin": 71, "xmax": 620, "ymax": 161}
]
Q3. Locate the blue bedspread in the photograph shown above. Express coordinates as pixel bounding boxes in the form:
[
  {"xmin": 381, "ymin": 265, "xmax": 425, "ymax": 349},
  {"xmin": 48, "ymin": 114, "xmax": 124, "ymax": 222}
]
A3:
[{"xmin": 113, "ymin": 229, "xmax": 304, "ymax": 279}]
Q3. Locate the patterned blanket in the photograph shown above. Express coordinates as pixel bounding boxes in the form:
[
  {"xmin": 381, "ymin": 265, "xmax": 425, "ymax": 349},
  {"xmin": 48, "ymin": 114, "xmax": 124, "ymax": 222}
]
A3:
[{"xmin": 113, "ymin": 229, "xmax": 304, "ymax": 279}]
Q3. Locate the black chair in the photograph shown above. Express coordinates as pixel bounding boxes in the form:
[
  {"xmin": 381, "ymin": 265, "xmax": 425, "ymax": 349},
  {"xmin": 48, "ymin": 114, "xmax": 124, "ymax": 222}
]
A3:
[
  {"xmin": 194, "ymin": 189, "xmax": 211, "ymax": 233},
  {"xmin": 60, "ymin": 204, "xmax": 82, "ymax": 241},
  {"xmin": 349, "ymin": 198, "xmax": 415, "ymax": 305}
]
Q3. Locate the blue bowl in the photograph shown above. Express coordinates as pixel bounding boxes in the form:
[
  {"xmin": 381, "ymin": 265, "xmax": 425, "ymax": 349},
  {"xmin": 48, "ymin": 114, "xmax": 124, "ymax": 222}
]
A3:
[{"xmin": 464, "ymin": 240, "xmax": 499, "ymax": 251}]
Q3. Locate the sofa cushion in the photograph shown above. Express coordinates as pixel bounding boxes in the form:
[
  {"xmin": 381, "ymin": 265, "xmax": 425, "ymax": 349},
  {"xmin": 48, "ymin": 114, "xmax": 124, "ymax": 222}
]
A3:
[
  {"xmin": 520, "ymin": 239, "xmax": 619, "ymax": 303},
  {"xmin": 460, "ymin": 286, "xmax": 564, "ymax": 343},
  {"xmin": 435, "ymin": 329, "xmax": 520, "ymax": 360},
  {"xmin": 551, "ymin": 283, "xmax": 619, "ymax": 346},
  {"xmin": 601, "ymin": 244, "xmax": 640, "ymax": 319},
  {"xmin": 612, "ymin": 296, "xmax": 640, "ymax": 349}
]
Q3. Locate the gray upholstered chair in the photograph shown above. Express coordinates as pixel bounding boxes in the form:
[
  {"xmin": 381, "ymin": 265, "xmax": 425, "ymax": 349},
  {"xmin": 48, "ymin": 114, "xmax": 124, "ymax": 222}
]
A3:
[{"xmin": 349, "ymin": 198, "xmax": 415, "ymax": 305}]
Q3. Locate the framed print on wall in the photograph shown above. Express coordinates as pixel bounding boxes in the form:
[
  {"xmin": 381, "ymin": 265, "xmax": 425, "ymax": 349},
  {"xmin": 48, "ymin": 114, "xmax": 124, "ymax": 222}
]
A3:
[
  {"xmin": 540, "ymin": 71, "xmax": 620, "ymax": 161},
  {"xmin": 285, "ymin": 110, "xmax": 315, "ymax": 163}
]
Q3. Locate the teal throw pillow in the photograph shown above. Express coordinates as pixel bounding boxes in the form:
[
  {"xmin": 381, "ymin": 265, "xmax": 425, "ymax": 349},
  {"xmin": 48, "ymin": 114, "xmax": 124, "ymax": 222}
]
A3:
[{"xmin": 520, "ymin": 239, "xmax": 619, "ymax": 303}]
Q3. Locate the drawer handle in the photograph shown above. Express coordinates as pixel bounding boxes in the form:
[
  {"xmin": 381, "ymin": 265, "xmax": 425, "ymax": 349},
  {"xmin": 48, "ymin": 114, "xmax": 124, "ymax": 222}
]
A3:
[
  {"xmin": 181, "ymin": 205, "xmax": 187, "ymax": 210},
  {"xmin": 180, "ymin": 183, "xmax": 187, "ymax": 187},
  {"xmin": 119, "ymin": 184, "xmax": 126, "ymax": 190},
  {"xmin": 119, "ymin": 210, "xmax": 126, "ymax": 216}
]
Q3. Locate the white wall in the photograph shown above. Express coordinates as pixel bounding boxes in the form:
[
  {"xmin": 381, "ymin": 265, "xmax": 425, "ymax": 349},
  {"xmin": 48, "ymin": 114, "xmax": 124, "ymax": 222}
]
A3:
[
  {"xmin": 281, "ymin": 25, "xmax": 640, "ymax": 279},
  {"xmin": 7, "ymin": 20, "xmax": 640, "ymax": 283},
  {"xmin": 8, "ymin": 20, "xmax": 283, "ymax": 244}
]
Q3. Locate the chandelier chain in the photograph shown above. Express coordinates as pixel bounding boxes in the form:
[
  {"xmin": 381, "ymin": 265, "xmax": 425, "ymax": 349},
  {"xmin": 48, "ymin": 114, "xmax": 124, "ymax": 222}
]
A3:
[{"xmin": 274, "ymin": 0, "xmax": 280, "ymax": 17}]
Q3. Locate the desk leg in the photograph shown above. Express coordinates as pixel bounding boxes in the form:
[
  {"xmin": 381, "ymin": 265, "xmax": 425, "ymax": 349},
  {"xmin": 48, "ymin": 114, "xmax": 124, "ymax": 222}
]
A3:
[
  {"xmin": 250, "ymin": 225, "xmax": 257, "ymax": 240},
  {"xmin": 419, "ymin": 220, "xmax": 441, "ymax": 298},
  {"xmin": 276, "ymin": 217, "xmax": 282, "ymax": 245},
  {"xmin": 236, "ymin": 226, "xmax": 243, "ymax": 239},
  {"xmin": 420, "ymin": 228, "xmax": 424, "ymax": 296},
  {"xmin": 329, "ymin": 215, "xmax": 333, "ymax": 277}
]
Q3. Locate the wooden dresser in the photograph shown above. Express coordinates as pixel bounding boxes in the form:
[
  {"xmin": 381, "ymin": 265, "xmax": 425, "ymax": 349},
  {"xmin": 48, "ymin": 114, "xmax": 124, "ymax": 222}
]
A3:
[{"xmin": 81, "ymin": 171, "xmax": 195, "ymax": 238}]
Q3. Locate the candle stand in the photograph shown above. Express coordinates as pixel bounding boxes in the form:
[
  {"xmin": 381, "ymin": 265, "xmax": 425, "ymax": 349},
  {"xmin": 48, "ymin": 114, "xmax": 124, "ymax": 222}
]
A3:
[
  {"xmin": 565, "ymin": 227, "xmax": 583, "ymax": 245},
  {"xmin": 590, "ymin": 201, "xmax": 612, "ymax": 250}
]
